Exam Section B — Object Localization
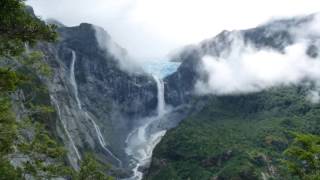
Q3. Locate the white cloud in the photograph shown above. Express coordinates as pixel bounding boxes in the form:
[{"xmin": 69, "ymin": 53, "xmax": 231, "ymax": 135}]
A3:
[
  {"xmin": 196, "ymin": 43, "xmax": 320, "ymax": 95},
  {"xmin": 194, "ymin": 14, "xmax": 320, "ymax": 97},
  {"xmin": 27, "ymin": 0, "xmax": 320, "ymax": 59}
]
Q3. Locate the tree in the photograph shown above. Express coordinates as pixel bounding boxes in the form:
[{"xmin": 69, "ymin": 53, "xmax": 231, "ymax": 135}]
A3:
[
  {"xmin": 77, "ymin": 154, "xmax": 114, "ymax": 180},
  {"xmin": 0, "ymin": 1, "xmax": 116, "ymax": 179},
  {"xmin": 18, "ymin": 121, "xmax": 74, "ymax": 179},
  {"xmin": 0, "ymin": 68, "xmax": 20, "ymax": 93},
  {"xmin": 0, "ymin": 0, "xmax": 57, "ymax": 58},
  {"xmin": 0, "ymin": 0, "xmax": 60, "ymax": 179},
  {"xmin": 0, "ymin": 160, "xmax": 22, "ymax": 180},
  {"xmin": 284, "ymin": 132, "xmax": 320, "ymax": 179},
  {"xmin": 0, "ymin": 0, "xmax": 57, "ymax": 153}
]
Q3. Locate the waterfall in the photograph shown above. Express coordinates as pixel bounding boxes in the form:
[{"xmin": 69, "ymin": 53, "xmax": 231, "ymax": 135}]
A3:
[
  {"xmin": 85, "ymin": 112, "xmax": 123, "ymax": 167},
  {"xmin": 125, "ymin": 75, "xmax": 167, "ymax": 180},
  {"xmin": 50, "ymin": 95, "xmax": 81, "ymax": 166},
  {"xmin": 153, "ymin": 75, "xmax": 165, "ymax": 117},
  {"xmin": 70, "ymin": 51, "xmax": 82, "ymax": 109},
  {"xmin": 69, "ymin": 50, "xmax": 122, "ymax": 167}
]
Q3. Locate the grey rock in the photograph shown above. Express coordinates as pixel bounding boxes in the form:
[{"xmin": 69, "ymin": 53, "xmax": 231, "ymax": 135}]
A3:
[{"xmin": 36, "ymin": 23, "xmax": 158, "ymax": 172}]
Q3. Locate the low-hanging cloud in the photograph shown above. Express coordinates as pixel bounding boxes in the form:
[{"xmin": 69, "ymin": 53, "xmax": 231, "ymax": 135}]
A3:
[
  {"xmin": 196, "ymin": 14, "xmax": 320, "ymax": 100},
  {"xmin": 94, "ymin": 26, "xmax": 145, "ymax": 74},
  {"xmin": 196, "ymin": 43, "xmax": 320, "ymax": 95}
]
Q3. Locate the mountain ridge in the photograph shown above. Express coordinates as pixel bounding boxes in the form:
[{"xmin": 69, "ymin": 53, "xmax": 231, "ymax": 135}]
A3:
[{"xmin": 147, "ymin": 13, "xmax": 320, "ymax": 180}]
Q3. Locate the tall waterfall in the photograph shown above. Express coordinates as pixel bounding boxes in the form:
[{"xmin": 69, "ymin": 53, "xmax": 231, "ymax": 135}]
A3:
[
  {"xmin": 70, "ymin": 51, "xmax": 82, "ymax": 109},
  {"xmin": 69, "ymin": 50, "xmax": 122, "ymax": 167},
  {"xmin": 50, "ymin": 95, "xmax": 81, "ymax": 168},
  {"xmin": 125, "ymin": 75, "xmax": 167, "ymax": 180},
  {"xmin": 153, "ymin": 75, "xmax": 165, "ymax": 117},
  {"xmin": 86, "ymin": 112, "xmax": 123, "ymax": 167}
]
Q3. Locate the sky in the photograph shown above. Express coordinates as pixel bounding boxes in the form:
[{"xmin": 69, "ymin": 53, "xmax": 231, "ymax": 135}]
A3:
[{"xmin": 27, "ymin": 0, "xmax": 320, "ymax": 59}]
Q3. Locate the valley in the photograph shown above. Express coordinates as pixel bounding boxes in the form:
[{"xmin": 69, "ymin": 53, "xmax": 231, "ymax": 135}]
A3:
[{"xmin": 1, "ymin": 2, "xmax": 320, "ymax": 179}]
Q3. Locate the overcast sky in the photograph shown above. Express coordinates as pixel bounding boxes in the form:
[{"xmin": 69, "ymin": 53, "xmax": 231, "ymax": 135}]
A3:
[{"xmin": 27, "ymin": 0, "xmax": 320, "ymax": 59}]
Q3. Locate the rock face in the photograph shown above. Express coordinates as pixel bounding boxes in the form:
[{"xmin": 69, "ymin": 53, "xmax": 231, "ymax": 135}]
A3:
[
  {"xmin": 37, "ymin": 23, "xmax": 158, "ymax": 171},
  {"xmin": 30, "ymin": 12, "xmax": 320, "ymax": 178}
]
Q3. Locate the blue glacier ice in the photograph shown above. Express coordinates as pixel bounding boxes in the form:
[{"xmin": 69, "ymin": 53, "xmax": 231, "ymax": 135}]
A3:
[{"xmin": 143, "ymin": 59, "xmax": 181, "ymax": 78}]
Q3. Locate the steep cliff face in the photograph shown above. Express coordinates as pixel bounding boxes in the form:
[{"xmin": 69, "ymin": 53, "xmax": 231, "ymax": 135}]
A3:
[
  {"xmin": 25, "ymin": 12, "xmax": 320, "ymax": 179},
  {"xmin": 36, "ymin": 23, "xmax": 158, "ymax": 172}
]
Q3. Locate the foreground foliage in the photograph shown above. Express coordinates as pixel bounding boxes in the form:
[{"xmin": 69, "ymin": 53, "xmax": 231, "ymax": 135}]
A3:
[
  {"xmin": 284, "ymin": 133, "xmax": 320, "ymax": 179},
  {"xmin": 0, "ymin": 0, "xmax": 57, "ymax": 57},
  {"xmin": 0, "ymin": 0, "xmax": 114, "ymax": 179},
  {"xmin": 77, "ymin": 154, "xmax": 114, "ymax": 180}
]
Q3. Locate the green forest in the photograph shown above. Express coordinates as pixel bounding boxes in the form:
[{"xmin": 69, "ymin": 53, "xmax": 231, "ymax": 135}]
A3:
[
  {"xmin": 1, "ymin": 1, "xmax": 320, "ymax": 180},
  {"xmin": 147, "ymin": 87, "xmax": 320, "ymax": 180}
]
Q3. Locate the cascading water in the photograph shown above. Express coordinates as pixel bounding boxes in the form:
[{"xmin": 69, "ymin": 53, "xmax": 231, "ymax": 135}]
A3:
[
  {"xmin": 154, "ymin": 75, "xmax": 165, "ymax": 117},
  {"xmin": 125, "ymin": 75, "xmax": 167, "ymax": 180},
  {"xmin": 50, "ymin": 95, "xmax": 81, "ymax": 168},
  {"xmin": 69, "ymin": 50, "xmax": 122, "ymax": 167},
  {"xmin": 86, "ymin": 112, "xmax": 123, "ymax": 167},
  {"xmin": 70, "ymin": 51, "xmax": 82, "ymax": 109}
]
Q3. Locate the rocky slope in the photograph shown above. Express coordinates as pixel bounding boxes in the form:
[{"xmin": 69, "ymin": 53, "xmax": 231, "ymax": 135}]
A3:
[
  {"xmin": 35, "ymin": 22, "xmax": 159, "ymax": 175},
  {"xmin": 20, "ymin": 9, "xmax": 320, "ymax": 179}
]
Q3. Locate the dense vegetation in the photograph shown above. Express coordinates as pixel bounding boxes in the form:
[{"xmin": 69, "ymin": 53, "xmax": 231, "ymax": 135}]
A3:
[
  {"xmin": 147, "ymin": 86, "xmax": 320, "ymax": 180},
  {"xmin": 0, "ymin": 0, "xmax": 114, "ymax": 179},
  {"xmin": 284, "ymin": 132, "xmax": 320, "ymax": 179}
]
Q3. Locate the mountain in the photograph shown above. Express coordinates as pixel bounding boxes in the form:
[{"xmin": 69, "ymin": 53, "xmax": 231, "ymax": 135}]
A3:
[
  {"xmin": 34, "ymin": 22, "xmax": 162, "ymax": 176},
  {"xmin": 164, "ymin": 14, "xmax": 318, "ymax": 107},
  {"xmin": 146, "ymin": 14, "xmax": 320, "ymax": 179},
  {"xmin": 6, "ymin": 6, "xmax": 320, "ymax": 179}
]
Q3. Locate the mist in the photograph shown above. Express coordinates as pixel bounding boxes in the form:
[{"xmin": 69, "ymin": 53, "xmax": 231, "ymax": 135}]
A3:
[
  {"xmin": 93, "ymin": 25, "xmax": 145, "ymax": 74},
  {"xmin": 27, "ymin": 0, "xmax": 320, "ymax": 59},
  {"xmin": 26, "ymin": 0, "xmax": 320, "ymax": 97},
  {"xmin": 196, "ymin": 43, "xmax": 320, "ymax": 94},
  {"xmin": 196, "ymin": 14, "xmax": 320, "ymax": 103}
]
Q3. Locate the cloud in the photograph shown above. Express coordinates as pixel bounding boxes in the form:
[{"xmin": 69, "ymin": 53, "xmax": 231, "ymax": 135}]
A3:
[
  {"xmin": 26, "ymin": 0, "xmax": 320, "ymax": 59},
  {"xmin": 93, "ymin": 25, "xmax": 145, "ymax": 74},
  {"xmin": 195, "ymin": 16, "xmax": 320, "ymax": 101},
  {"xmin": 196, "ymin": 43, "xmax": 320, "ymax": 94}
]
